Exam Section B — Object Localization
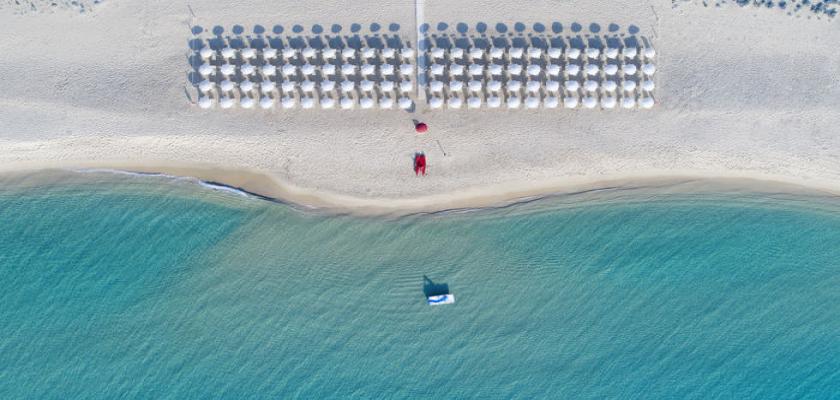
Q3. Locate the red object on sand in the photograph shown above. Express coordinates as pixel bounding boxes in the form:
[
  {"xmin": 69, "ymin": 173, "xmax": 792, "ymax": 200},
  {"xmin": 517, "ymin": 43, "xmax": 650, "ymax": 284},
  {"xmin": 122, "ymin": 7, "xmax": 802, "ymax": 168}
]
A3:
[
  {"xmin": 414, "ymin": 154, "xmax": 427, "ymax": 176},
  {"xmin": 415, "ymin": 122, "xmax": 428, "ymax": 133}
]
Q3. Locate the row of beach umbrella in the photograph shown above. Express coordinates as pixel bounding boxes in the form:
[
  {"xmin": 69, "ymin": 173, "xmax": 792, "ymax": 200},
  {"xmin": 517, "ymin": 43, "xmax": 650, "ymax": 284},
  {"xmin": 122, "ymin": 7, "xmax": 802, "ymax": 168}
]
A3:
[
  {"xmin": 198, "ymin": 94, "xmax": 414, "ymax": 110},
  {"xmin": 426, "ymin": 93, "xmax": 654, "ymax": 110}
]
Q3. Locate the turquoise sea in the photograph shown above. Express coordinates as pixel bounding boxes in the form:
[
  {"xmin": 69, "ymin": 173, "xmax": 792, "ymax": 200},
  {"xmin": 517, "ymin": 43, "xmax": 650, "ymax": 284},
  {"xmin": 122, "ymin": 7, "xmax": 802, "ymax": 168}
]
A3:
[{"xmin": 1, "ymin": 171, "xmax": 838, "ymax": 399}]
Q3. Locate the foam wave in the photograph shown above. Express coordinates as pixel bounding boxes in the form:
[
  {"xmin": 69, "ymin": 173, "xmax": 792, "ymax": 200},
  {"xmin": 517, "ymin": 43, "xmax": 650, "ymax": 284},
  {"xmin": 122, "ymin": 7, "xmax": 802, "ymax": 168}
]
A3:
[{"xmin": 69, "ymin": 168, "xmax": 249, "ymax": 198}]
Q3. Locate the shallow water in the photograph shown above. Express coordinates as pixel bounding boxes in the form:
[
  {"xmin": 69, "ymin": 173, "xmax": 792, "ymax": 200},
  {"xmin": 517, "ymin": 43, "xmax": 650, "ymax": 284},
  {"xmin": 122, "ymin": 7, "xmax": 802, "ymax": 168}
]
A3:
[{"xmin": 1, "ymin": 171, "xmax": 838, "ymax": 399}]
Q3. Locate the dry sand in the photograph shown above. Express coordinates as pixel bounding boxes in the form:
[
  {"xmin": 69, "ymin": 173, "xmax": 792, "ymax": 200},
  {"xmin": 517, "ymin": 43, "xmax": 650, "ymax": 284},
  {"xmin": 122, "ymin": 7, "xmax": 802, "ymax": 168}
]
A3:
[{"xmin": 0, "ymin": 0, "xmax": 838, "ymax": 213}]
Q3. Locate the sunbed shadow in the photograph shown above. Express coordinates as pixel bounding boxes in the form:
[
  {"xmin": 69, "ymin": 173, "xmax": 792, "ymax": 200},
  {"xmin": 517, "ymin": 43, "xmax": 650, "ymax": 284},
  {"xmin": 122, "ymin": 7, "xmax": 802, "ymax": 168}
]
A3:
[{"xmin": 423, "ymin": 275, "xmax": 449, "ymax": 297}]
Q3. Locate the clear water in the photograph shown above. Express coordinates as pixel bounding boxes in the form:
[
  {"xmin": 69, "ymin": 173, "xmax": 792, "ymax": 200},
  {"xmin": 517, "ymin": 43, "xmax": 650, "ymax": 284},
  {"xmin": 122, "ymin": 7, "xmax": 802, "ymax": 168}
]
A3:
[{"xmin": 1, "ymin": 171, "xmax": 838, "ymax": 399}]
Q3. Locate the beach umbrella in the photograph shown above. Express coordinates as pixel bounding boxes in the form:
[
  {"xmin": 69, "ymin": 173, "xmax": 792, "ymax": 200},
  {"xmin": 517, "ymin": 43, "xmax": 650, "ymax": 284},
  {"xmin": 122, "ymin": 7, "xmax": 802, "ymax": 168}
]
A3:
[
  {"xmin": 282, "ymin": 96, "xmax": 296, "ymax": 109},
  {"xmin": 301, "ymin": 80, "xmax": 316, "ymax": 93},
  {"xmin": 401, "ymin": 48, "xmax": 415, "ymax": 59},
  {"xmin": 340, "ymin": 80, "xmax": 355, "ymax": 93},
  {"xmin": 239, "ymin": 80, "xmax": 255, "ymax": 93},
  {"xmin": 400, "ymin": 63, "xmax": 414, "ymax": 76},
  {"xmin": 360, "ymin": 63, "xmax": 376, "ymax": 76},
  {"xmin": 380, "ymin": 64, "xmax": 394, "ymax": 76},
  {"xmin": 301, "ymin": 97, "xmax": 315, "ymax": 109},
  {"xmin": 341, "ymin": 96, "xmax": 355, "ymax": 109},
  {"xmin": 601, "ymin": 96, "xmax": 617, "ymax": 109},
  {"xmin": 469, "ymin": 48, "xmax": 484, "ymax": 60},
  {"xmin": 485, "ymin": 95, "xmax": 500, "ymax": 108},
  {"xmin": 198, "ymin": 79, "xmax": 214, "ymax": 93},
  {"xmin": 487, "ymin": 80, "xmax": 502, "ymax": 92},
  {"xmin": 241, "ymin": 63, "xmax": 256, "ymax": 76},
  {"xmin": 566, "ymin": 48, "xmax": 581, "ymax": 60},
  {"xmin": 429, "ymin": 80, "xmax": 444, "ymax": 93},
  {"xmin": 468, "ymin": 96, "xmax": 483, "ymax": 108},
  {"xmin": 448, "ymin": 96, "xmax": 463, "ymax": 109},
  {"xmin": 586, "ymin": 47, "xmax": 600, "ymax": 59},
  {"xmin": 303, "ymin": 47, "xmax": 319, "ymax": 59},
  {"xmin": 198, "ymin": 96, "xmax": 213, "ymax": 109},
  {"xmin": 240, "ymin": 96, "xmax": 255, "ymax": 108},
  {"xmin": 259, "ymin": 96, "xmax": 273, "ymax": 109},
  {"xmin": 528, "ymin": 47, "xmax": 543, "ymax": 59},
  {"xmin": 643, "ymin": 47, "xmax": 656, "ymax": 59},
  {"xmin": 301, "ymin": 63, "xmax": 316, "ymax": 76},
  {"xmin": 399, "ymin": 80, "xmax": 413, "ymax": 93},
  {"xmin": 639, "ymin": 96, "xmax": 654, "ymax": 109},
  {"xmin": 547, "ymin": 47, "xmax": 562, "ymax": 59},
  {"xmin": 221, "ymin": 46, "xmax": 236, "ymax": 59},
  {"xmin": 219, "ymin": 63, "xmax": 236, "ymax": 76},
  {"xmin": 430, "ymin": 63, "xmax": 445, "ymax": 76},
  {"xmin": 398, "ymin": 97, "xmax": 413, "ymax": 109},
  {"xmin": 585, "ymin": 64, "xmax": 599, "ymax": 76},
  {"xmin": 489, "ymin": 47, "xmax": 504, "ymax": 59},
  {"xmin": 622, "ymin": 64, "xmax": 638, "ymax": 76},
  {"xmin": 642, "ymin": 63, "xmax": 656, "ymax": 76},
  {"xmin": 509, "ymin": 47, "xmax": 524, "ymax": 59},
  {"xmin": 525, "ymin": 96, "xmax": 540, "ymax": 108},
  {"xmin": 379, "ymin": 96, "xmax": 394, "ymax": 109},
  {"xmin": 320, "ymin": 96, "xmax": 335, "ymax": 109},
  {"xmin": 622, "ymin": 80, "xmax": 637, "ymax": 92},
  {"xmin": 380, "ymin": 80, "xmax": 395, "ymax": 92},
  {"xmin": 321, "ymin": 64, "xmax": 336, "ymax": 76},
  {"xmin": 544, "ymin": 95, "xmax": 559, "ymax": 108},
  {"xmin": 565, "ymin": 80, "xmax": 580, "ymax": 92},
  {"xmin": 449, "ymin": 64, "xmax": 465, "ymax": 76},
  {"xmin": 468, "ymin": 63, "xmax": 484, "ymax": 77},
  {"xmin": 584, "ymin": 80, "xmax": 598, "ymax": 92},
  {"xmin": 361, "ymin": 47, "xmax": 376, "ymax": 59},
  {"xmin": 468, "ymin": 80, "xmax": 483, "ymax": 92},
  {"xmin": 622, "ymin": 96, "xmax": 636, "ymax": 109},
  {"xmin": 321, "ymin": 80, "xmax": 336, "ymax": 92},
  {"xmin": 507, "ymin": 96, "xmax": 521, "ymax": 109},
  {"xmin": 381, "ymin": 47, "xmax": 396, "ymax": 59},
  {"xmin": 564, "ymin": 96, "xmax": 579, "ymax": 108},
  {"xmin": 261, "ymin": 80, "xmax": 276, "ymax": 93},
  {"xmin": 566, "ymin": 64, "xmax": 580, "ymax": 76},
  {"xmin": 545, "ymin": 80, "xmax": 560, "ymax": 92},
  {"xmin": 341, "ymin": 48, "xmax": 356, "ymax": 59},
  {"xmin": 219, "ymin": 79, "xmax": 235, "ymax": 92},
  {"xmin": 547, "ymin": 64, "xmax": 561, "ymax": 76},
  {"xmin": 450, "ymin": 48, "xmax": 464, "ymax": 59},
  {"xmin": 604, "ymin": 64, "xmax": 619, "ymax": 76},
  {"xmin": 261, "ymin": 64, "xmax": 277, "ymax": 76},
  {"xmin": 341, "ymin": 63, "xmax": 356, "ymax": 75},
  {"xmin": 198, "ymin": 62, "xmax": 215, "ymax": 77},
  {"xmin": 641, "ymin": 80, "xmax": 655, "ymax": 92},
  {"xmin": 527, "ymin": 64, "xmax": 541, "ymax": 76},
  {"xmin": 199, "ymin": 45, "xmax": 213, "ymax": 60},
  {"xmin": 527, "ymin": 80, "xmax": 541, "ymax": 93},
  {"xmin": 430, "ymin": 48, "xmax": 445, "ymax": 59},
  {"xmin": 582, "ymin": 96, "xmax": 597, "ymax": 109},
  {"xmin": 282, "ymin": 64, "xmax": 297, "ymax": 76},
  {"xmin": 602, "ymin": 80, "xmax": 618, "ymax": 92},
  {"xmin": 322, "ymin": 48, "xmax": 337, "ymax": 60},
  {"xmin": 488, "ymin": 63, "xmax": 503, "ymax": 76},
  {"xmin": 605, "ymin": 47, "xmax": 619, "ymax": 59},
  {"xmin": 507, "ymin": 63, "xmax": 523, "ymax": 75},
  {"xmin": 282, "ymin": 48, "xmax": 297, "ymax": 59},
  {"xmin": 623, "ymin": 47, "xmax": 638, "ymax": 60},
  {"xmin": 360, "ymin": 79, "xmax": 375, "ymax": 92},
  {"xmin": 219, "ymin": 96, "xmax": 233, "ymax": 108},
  {"xmin": 263, "ymin": 48, "xmax": 278, "ymax": 60},
  {"xmin": 429, "ymin": 96, "xmax": 443, "ymax": 109},
  {"xmin": 507, "ymin": 80, "xmax": 522, "ymax": 92},
  {"xmin": 241, "ymin": 47, "xmax": 256, "ymax": 60},
  {"xmin": 449, "ymin": 81, "xmax": 464, "ymax": 92},
  {"xmin": 280, "ymin": 81, "xmax": 295, "ymax": 93}
]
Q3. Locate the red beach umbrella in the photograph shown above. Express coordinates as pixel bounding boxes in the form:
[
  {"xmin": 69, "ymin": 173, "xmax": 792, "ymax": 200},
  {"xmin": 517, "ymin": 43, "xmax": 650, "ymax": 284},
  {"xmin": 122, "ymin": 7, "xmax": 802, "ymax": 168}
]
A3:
[{"xmin": 415, "ymin": 122, "xmax": 428, "ymax": 134}]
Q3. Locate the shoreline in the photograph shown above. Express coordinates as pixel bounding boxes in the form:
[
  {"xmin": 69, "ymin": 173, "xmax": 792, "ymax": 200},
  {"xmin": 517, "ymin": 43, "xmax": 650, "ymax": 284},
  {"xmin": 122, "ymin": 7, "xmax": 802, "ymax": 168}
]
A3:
[{"xmin": 3, "ymin": 161, "xmax": 840, "ymax": 216}]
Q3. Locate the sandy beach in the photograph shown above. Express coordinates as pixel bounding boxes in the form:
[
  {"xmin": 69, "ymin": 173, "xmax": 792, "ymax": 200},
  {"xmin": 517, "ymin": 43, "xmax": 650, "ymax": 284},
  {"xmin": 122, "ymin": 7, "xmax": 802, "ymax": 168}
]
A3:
[{"xmin": 0, "ymin": 0, "xmax": 838, "ymax": 213}]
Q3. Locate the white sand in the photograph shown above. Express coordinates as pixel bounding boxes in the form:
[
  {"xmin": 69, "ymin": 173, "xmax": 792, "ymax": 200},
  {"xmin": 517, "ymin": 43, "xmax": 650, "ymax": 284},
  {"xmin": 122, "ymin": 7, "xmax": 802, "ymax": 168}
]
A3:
[{"xmin": 0, "ymin": 0, "xmax": 838, "ymax": 213}]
